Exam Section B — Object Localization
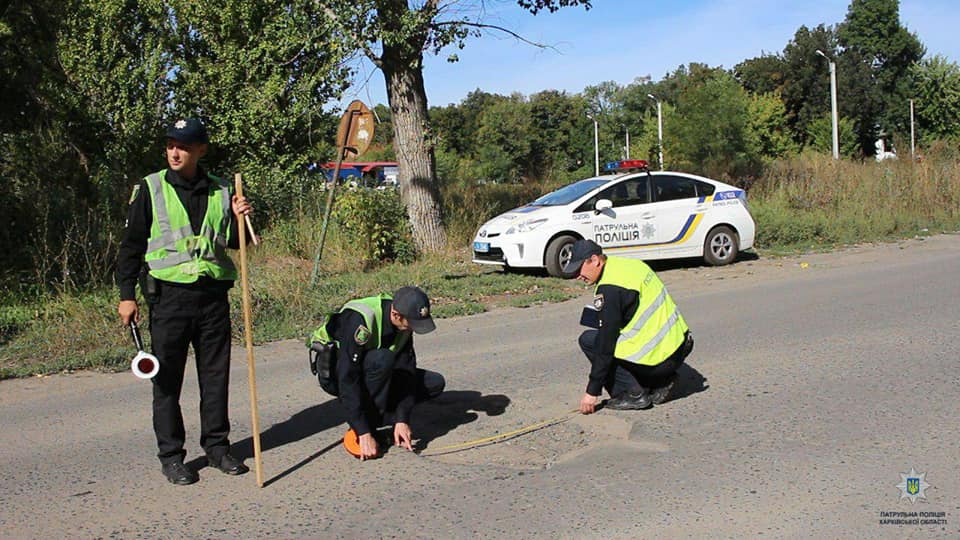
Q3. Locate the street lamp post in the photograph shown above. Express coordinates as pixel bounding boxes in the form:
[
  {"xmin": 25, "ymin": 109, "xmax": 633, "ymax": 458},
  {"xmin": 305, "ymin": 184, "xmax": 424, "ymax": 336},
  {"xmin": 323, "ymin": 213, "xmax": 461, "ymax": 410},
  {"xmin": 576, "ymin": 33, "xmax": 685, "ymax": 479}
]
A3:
[
  {"xmin": 909, "ymin": 98, "xmax": 916, "ymax": 160},
  {"xmin": 816, "ymin": 49, "xmax": 840, "ymax": 160},
  {"xmin": 647, "ymin": 94, "xmax": 664, "ymax": 170},
  {"xmin": 587, "ymin": 113, "xmax": 599, "ymax": 176},
  {"xmin": 625, "ymin": 127, "xmax": 630, "ymax": 160}
]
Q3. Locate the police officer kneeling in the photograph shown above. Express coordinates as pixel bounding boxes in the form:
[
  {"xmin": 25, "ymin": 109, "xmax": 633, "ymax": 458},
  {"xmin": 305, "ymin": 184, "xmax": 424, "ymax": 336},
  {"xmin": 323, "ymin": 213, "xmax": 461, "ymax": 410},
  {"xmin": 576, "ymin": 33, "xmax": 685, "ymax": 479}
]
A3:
[
  {"xmin": 309, "ymin": 286, "xmax": 445, "ymax": 460},
  {"xmin": 565, "ymin": 240, "xmax": 694, "ymax": 414}
]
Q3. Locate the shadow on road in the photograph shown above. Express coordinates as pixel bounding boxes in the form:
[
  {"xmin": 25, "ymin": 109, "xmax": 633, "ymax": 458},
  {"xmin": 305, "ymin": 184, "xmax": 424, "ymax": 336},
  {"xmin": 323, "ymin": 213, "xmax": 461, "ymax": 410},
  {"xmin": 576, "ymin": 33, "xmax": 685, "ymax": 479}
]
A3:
[
  {"xmin": 647, "ymin": 250, "xmax": 759, "ymax": 272},
  {"xmin": 668, "ymin": 363, "xmax": 709, "ymax": 403},
  {"xmin": 410, "ymin": 390, "xmax": 511, "ymax": 452},
  {"xmin": 203, "ymin": 398, "xmax": 346, "ymax": 486}
]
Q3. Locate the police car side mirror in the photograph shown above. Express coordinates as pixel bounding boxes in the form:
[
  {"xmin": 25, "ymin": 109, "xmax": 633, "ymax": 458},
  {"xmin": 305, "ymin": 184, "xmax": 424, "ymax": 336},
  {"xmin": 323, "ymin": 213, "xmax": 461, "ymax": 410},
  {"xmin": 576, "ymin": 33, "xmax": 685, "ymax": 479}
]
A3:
[{"xmin": 594, "ymin": 199, "xmax": 613, "ymax": 214}]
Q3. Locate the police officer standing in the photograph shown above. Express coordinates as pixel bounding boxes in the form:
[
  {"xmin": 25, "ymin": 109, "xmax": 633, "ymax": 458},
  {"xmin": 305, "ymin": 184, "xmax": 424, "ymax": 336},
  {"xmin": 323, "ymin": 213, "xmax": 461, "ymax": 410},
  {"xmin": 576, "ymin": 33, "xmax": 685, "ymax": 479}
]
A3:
[
  {"xmin": 310, "ymin": 286, "xmax": 445, "ymax": 461},
  {"xmin": 564, "ymin": 240, "xmax": 694, "ymax": 414},
  {"xmin": 117, "ymin": 118, "xmax": 252, "ymax": 485}
]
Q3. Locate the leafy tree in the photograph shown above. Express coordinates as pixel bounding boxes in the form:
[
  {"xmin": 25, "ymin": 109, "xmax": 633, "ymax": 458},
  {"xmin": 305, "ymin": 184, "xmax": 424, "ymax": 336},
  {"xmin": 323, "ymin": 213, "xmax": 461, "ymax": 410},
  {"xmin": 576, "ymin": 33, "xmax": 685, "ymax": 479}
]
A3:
[
  {"xmin": 781, "ymin": 24, "xmax": 839, "ymax": 147},
  {"xmin": 734, "ymin": 53, "xmax": 787, "ymax": 95},
  {"xmin": 838, "ymin": 0, "xmax": 925, "ymax": 151},
  {"xmin": 167, "ymin": 0, "xmax": 350, "ymax": 215},
  {"xmin": 474, "ymin": 95, "xmax": 534, "ymax": 182},
  {"xmin": 747, "ymin": 92, "xmax": 799, "ymax": 161},
  {"xmin": 632, "ymin": 102, "xmax": 677, "ymax": 171},
  {"xmin": 529, "ymin": 90, "xmax": 592, "ymax": 176},
  {"xmin": 670, "ymin": 70, "xmax": 761, "ymax": 180},
  {"xmin": 320, "ymin": 0, "xmax": 592, "ymax": 252},
  {"xmin": 1, "ymin": 0, "xmax": 168, "ymax": 290},
  {"xmin": 910, "ymin": 55, "xmax": 960, "ymax": 144},
  {"xmin": 806, "ymin": 114, "xmax": 860, "ymax": 157}
]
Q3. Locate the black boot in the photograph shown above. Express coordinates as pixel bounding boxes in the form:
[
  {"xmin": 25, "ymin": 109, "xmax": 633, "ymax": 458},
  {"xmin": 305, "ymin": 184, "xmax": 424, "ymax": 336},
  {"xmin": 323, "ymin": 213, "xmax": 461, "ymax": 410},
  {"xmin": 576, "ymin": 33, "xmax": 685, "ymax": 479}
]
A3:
[
  {"xmin": 161, "ymin": 461, "xmax": 199, "ymax": 485},
  {"xmin": 605, "ymin": 388, "xmax": 652, "ymax": 410},
  {"xmin": 207, "ymin": 453, "xmax": 249, "ymax": 475},
  {"xmin": 650, "ymin": 374, "xmax": 678, "ymax": 405}
]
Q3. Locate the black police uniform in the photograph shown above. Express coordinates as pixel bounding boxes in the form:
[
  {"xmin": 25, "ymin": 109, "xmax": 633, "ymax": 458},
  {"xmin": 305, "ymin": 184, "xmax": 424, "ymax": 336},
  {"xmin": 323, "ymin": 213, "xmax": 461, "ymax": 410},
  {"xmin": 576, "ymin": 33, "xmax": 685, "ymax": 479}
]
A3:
[
  {"xmin": 578, "ymin": 267, "xmax": 692, "ymax": 400},
  {"xmin": 117, "ymin": 165, "xmax": 244, "ymax": 465},
  {"xmin": 326, "ymin": 298, "xmax": 444, "ymax": 438}
]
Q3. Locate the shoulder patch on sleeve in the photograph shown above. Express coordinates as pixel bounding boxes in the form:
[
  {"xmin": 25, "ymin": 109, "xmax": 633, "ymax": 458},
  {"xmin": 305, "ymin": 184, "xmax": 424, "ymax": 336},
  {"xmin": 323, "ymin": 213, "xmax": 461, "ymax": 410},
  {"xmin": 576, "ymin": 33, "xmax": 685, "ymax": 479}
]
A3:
[
  {"xmin": 128, "ymin": 184, "xmax": 141, "ymax": 204},
  {"xmin": 593, "ymin": 293, "xmax": 605, "ymax": 310},
  {"xmin": 354, "ymin": 324, "xmax": 370, "ymax": 346}
]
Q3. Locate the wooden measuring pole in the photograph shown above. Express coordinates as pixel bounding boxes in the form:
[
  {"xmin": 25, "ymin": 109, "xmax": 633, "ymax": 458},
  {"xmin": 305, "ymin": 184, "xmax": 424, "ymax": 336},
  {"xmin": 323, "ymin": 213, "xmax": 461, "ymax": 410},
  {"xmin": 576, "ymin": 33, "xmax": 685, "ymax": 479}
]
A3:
[{"xmin": 234, "ymin": 173, "xmax": 264, "ymax": 487}]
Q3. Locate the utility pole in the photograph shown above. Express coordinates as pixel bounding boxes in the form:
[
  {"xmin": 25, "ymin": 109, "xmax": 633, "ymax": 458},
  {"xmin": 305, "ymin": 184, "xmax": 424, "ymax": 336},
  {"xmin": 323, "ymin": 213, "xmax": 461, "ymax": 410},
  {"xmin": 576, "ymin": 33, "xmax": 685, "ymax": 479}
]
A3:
[
  {"xmin": 909, "ymin": 99, "xmax": 916, "ymax": 160},
  {"xmin": 587, "ymin": 113, "xmax": 599, "ymax": 176},
  {"xmin": 647, "ymin": 94, "xmax": 664, "ymax": 170},
  {"xmin": 816, "ymin": 49, "xmax": 840, "ymax": 160}
]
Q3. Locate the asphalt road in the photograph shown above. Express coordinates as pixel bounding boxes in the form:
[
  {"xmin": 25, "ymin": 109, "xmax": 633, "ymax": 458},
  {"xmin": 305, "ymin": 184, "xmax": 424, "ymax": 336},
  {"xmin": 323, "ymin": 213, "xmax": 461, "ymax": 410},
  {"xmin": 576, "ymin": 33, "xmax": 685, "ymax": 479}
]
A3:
[{"xmin": 1, "ymin": 235, "xmax": 958, "ymax": 539}]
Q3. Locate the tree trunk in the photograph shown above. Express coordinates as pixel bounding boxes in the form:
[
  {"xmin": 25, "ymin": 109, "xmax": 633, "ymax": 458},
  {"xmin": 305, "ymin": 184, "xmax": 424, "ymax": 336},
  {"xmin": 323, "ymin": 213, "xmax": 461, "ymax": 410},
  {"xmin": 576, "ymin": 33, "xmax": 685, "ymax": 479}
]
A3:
[{"xmin": 381, "ymin": 43, "xmax": 447, "ymax": 252}]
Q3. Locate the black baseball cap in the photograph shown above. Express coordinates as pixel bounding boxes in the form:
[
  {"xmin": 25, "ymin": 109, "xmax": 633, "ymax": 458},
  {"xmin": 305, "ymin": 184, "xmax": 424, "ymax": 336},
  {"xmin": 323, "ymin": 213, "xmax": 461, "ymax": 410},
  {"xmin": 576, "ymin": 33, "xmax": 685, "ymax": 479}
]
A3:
[
  {"xmin": 392, "ymin": 286, "xmax": 436, "ymax": 334},
  {"xmin": 165, "ymin": 118, "xmax": 209, "ymax": 144},
  {"xmin": 562, "ymin": 239, "xmax": 603, "ymax": 274}
]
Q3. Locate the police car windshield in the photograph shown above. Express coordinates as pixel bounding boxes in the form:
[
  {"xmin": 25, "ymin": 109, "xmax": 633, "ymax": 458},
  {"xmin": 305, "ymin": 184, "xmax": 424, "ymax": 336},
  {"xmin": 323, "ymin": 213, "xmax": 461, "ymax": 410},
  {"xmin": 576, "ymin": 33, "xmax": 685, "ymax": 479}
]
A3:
[{"xmin": 529, "ymin": 179, "xmax": 609, "ymax": 206}]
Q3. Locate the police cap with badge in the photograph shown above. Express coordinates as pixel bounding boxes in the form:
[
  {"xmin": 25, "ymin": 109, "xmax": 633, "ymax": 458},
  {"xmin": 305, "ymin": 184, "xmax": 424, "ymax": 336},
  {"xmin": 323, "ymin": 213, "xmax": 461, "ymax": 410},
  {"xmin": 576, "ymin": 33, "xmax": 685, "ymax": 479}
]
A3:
[
  {"xmin": 392, "ymin": 286, "xmax": 436, "ymax": 334},
  {"xmin": 165, "ymin": 118, "xmax": 209, "ymax": 144}
]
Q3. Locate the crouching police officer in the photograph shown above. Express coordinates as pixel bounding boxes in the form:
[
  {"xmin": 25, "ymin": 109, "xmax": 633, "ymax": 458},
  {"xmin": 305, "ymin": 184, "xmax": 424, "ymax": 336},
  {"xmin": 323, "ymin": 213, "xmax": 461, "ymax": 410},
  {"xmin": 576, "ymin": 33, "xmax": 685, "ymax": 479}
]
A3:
[
  {"xmin": 309, "ymin": 286, "xmax": 445, "ymax": 460},
  {"xmin": 564, "ymin": 240, "xmax": 694, "ymax": 414},
  {"xmin": 117, "ymin": 118, "xmax": 252, "ymax": 485}
]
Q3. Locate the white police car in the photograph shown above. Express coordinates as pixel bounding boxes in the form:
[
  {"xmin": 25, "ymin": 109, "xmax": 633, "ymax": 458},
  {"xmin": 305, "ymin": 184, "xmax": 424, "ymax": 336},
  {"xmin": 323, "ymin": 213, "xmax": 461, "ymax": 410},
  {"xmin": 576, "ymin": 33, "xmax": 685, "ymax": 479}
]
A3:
[{"xmin": 471, "ymin": 160, "xmax": 756, "ymax": 278}]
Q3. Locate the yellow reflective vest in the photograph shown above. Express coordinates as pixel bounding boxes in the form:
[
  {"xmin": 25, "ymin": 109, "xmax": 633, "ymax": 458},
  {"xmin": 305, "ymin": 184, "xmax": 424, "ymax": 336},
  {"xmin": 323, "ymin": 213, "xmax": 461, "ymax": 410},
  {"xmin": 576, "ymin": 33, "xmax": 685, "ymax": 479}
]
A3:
[
  {"xmin": 597, "ymin": 256, "xmax": 688, "ymax": 366},
  {"xmin": 310, "ymin": 294, "xmax": 410, "ymax": 352},
  {"xmin": 143, "ymin": 170, "xmax": 237, "ymax": 283}
]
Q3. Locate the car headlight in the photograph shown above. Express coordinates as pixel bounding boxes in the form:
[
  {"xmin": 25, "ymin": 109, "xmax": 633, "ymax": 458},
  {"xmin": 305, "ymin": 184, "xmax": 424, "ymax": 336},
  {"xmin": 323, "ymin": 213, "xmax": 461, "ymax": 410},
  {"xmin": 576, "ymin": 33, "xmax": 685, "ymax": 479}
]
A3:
[{"xmin": 505, "ymin": 218, "xmax": 548, "ymax": 235}]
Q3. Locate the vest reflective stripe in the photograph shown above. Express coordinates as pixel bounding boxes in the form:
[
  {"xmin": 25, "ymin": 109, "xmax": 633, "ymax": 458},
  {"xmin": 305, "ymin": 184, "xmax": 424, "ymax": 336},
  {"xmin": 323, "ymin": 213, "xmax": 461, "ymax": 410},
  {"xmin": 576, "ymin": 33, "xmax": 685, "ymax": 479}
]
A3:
[
  {"xmin": 311, "ymin": 294, "xmax": 410, "ymax": 352},
  {"xmin": 622, "ymin": 310, "xmax": 680, "ymax": 363},
  {"xmin": 617, "ymin": 288, "xmax": 667, "ymax": 343},
  {"xmin": 598, "ymin": 256, "xmax": 688, "ymax": 366},
  {"xmin": 147, "ymin": 224, "xmax": 193, "ymax": 253},
  {"xmin": 342, "ymin": 301, "xmax": 376, "ymax": 323},
  {"xmin": 143, "ymin": 170, "xmax": 237, "ymax": 281}
]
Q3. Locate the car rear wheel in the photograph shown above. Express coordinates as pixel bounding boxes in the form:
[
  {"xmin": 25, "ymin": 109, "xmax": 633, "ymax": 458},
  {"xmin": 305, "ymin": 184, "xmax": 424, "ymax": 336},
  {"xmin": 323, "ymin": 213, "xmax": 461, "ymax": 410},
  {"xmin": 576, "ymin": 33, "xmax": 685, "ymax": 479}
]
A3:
[
  {"xmin": 545, "ymin": 235, "xmax": 578, "ymax": 278},
  {"xmin": 703, "ymin": 226, "xmax": 739, "ymax": 266}
]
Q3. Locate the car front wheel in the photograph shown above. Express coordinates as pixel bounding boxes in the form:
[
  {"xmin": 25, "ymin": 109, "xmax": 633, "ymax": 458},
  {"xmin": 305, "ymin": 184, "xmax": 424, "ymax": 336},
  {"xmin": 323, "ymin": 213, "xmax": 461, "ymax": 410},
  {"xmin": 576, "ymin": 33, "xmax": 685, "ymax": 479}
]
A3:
[
  {"xmin": 545, "ymin": 234, "xmax": 578, "ymax": 278},
  {"xmin": 703, "ymin": 226, "xmax": 739, "ymax": 266}
]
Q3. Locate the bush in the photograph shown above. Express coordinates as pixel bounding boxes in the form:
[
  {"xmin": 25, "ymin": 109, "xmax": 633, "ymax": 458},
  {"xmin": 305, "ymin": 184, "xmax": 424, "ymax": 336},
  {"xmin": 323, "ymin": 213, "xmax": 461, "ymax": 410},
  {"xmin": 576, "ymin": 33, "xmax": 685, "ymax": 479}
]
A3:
[{"xmin": 333, "ymin": 187, "xmax": 416, "ymax": 267}]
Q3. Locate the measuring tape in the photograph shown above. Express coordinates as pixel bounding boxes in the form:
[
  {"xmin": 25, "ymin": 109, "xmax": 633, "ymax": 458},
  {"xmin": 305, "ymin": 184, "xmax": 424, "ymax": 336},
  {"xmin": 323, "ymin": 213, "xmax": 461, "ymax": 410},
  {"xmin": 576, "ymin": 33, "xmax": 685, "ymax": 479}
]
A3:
[{"xmin": 417, "ymin": 409, "xmax": 580, "ymax": 457}]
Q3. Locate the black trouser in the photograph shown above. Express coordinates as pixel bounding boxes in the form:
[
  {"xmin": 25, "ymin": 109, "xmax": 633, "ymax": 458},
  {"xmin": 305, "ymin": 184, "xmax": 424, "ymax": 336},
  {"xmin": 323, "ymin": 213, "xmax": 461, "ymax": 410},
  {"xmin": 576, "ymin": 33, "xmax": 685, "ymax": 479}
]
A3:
[
  {"xmin": 579, "ymin": 330, "xmax": 690, "ymax": 397},
  {"xmin": 361, "ymin": 348, "xmax": 445, "ymax": 427},
  {"xmin": 149, "ymin": 283, "xmax": 232, "ymax": 464}
]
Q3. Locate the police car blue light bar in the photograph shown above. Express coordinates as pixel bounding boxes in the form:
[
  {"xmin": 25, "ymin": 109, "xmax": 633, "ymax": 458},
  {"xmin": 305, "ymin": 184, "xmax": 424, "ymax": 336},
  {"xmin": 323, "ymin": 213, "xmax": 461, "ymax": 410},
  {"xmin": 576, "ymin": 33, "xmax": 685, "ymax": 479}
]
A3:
[{"xmin": 604, "ymin": 159, "xmax": 649, "ymax": 172}]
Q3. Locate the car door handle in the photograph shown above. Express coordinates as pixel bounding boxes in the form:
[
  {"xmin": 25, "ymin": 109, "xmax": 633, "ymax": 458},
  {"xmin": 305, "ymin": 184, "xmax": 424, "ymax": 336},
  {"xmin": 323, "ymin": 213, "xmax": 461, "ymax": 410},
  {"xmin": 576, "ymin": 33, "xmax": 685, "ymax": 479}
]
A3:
[
  {"xmin": 695, "ymin": 205, "xmax": 708, "ymax": 213},
  {"xmin": 640, "ymin": 212, "xmax": 654, "ymax": 219}
]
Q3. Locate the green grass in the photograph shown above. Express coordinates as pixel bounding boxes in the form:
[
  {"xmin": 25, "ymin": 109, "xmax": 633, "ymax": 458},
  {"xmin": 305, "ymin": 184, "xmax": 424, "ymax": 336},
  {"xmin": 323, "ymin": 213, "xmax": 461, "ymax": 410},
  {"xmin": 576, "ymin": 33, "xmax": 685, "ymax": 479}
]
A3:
[{"xmin": 749, "ymin": 152, "xmax": 960, "ymax": 251}]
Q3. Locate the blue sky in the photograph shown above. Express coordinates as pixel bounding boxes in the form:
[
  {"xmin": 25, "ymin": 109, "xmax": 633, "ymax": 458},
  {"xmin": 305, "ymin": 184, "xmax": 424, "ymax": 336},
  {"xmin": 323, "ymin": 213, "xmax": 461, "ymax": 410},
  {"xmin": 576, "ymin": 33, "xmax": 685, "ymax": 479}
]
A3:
[{"xmin": 340, "ymin": 0, "xmax": 959, "ymax": 108}]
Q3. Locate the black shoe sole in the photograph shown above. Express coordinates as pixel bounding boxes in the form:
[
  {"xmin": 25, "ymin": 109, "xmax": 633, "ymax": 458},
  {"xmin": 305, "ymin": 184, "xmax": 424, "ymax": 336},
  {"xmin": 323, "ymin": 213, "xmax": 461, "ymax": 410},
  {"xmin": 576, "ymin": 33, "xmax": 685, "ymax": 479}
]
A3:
[
  {"xmin": 604, "ymin": 399, "xmax": 653, "ymax": 410},
  {"xmin": 166, "ymin": 476, "xmax": 199, "ymax": 485},
  {"xmin": 214, "ymin": 466, "xmax": 249, "ymax": 476}
]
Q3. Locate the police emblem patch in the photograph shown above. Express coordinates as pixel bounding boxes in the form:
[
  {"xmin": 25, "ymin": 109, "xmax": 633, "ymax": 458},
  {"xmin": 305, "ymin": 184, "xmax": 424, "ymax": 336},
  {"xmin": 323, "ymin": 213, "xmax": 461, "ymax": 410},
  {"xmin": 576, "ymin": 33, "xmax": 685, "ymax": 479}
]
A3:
[
  {"xmin": 128, "ymin": 184, "xmax": 140, "ymax": 204},
  {"xmin": 593, "ymin": 294, "xmax": 605, "ymax": 310},
  {"xmin": 420, "ymin": 306, "xmax": 429, "ymax": 317},
  {"xmin": 895, "ymin": 468, "xmax": 931, "ymax": 503},
  {"xmin": 175, "ymin": 119, "xmax": 187, "ymax": 129},
  {"xmin": 354, "ymin": 325, "xmax": 370, "ymax": 345}
]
